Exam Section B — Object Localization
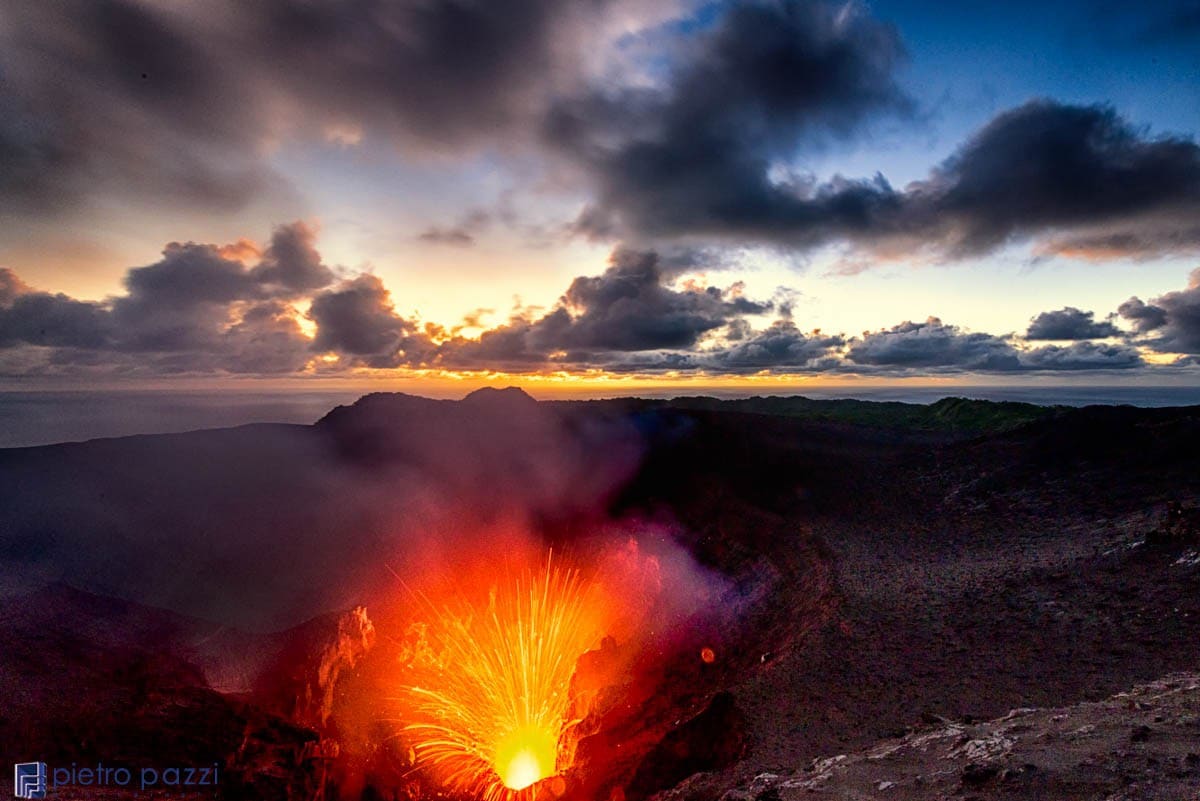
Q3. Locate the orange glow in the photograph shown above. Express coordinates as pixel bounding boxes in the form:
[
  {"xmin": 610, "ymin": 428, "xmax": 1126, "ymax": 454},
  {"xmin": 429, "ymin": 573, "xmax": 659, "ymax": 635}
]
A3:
[
  {"xmin": 399, "ymin": 554, "xmax": 612, "ymax": 800},
  {"xmin": 254, "ymin": 365, "xmax": 916, "ymax": 396},
  {"xmin": 1032, "ymin": 238, "xmax": 1139, "ymax": 263},
  {"xmin": 700, "ymin": 647, "xmax": 716, "ymax": 664},
  {"xmin": 217, "ymin": 237, "xmax": 262, "ymax": 263}
]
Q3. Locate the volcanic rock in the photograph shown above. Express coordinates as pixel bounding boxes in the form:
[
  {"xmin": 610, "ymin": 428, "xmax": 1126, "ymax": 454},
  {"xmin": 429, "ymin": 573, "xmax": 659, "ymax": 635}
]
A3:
[
  {"xmin": 252, "ymin": 605, "xmax": 376, "ymax": 731},
  {"xmin": 3, "ymin": 394, "xmax": 1200, "ymax": 800},
  {"xmin": 626, "ymin": 692, "xmax": 748, "ymax": 801},
  {"xmin": 707, "ymin": 673, "xmax": 1200, "ymax": 801}
]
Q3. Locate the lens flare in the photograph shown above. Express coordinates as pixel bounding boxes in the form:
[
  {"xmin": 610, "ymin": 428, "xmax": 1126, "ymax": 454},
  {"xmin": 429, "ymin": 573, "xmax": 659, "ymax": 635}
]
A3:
[{"xmin": 400, "ymin": 555, "xmax": 606, "ymax": 800}]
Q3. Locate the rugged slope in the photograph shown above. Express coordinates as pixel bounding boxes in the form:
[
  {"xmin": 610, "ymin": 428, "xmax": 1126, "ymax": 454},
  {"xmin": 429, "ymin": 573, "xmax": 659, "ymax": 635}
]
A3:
[
  {"xmin": 0, "ymin": 392, "xmax": 1197, "ymax": 800},
  {"xmin": 712, "ymin": 673, "xmax": 1200, "ymax": 801}
]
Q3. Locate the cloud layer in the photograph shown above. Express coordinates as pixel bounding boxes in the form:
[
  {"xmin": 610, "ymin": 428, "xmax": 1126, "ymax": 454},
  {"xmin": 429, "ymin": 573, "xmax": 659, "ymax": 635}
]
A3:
[
  {"xmin": 2, "ymin": 224, "xmax": 1191, "ymax": 379},
  {"xmin": 3, "ymin": 0, "xmax": 1198, "ymax": 264}
]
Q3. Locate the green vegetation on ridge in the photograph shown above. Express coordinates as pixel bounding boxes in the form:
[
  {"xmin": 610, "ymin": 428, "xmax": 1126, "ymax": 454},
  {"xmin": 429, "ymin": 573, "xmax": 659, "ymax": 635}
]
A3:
[{"xmin": 664, "ymin": 395, "xmax": 1061, "ymax": 433}]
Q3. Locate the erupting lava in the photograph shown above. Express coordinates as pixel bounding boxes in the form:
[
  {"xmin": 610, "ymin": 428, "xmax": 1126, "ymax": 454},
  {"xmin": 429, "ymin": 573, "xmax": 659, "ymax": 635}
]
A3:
[{"xmin": 400, "ymin": 555, "xmax": 609, "ymax": 800}]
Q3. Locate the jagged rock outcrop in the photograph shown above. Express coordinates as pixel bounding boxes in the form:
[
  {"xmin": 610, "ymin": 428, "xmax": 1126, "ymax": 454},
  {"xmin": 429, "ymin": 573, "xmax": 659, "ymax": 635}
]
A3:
[
  {"xmin": 253, "ymin": 605, "xmax": 377, "ymax": 732},
  {"xmin": 704, "ymin": 674, "xmax": 1200, "ymax": 801}
]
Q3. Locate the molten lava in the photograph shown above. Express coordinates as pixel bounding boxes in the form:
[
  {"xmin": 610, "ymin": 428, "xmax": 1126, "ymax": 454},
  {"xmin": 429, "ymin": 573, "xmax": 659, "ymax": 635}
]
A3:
[{"xmin": 400, "ymin": 555, "xmax": 608, "ymax": 800}]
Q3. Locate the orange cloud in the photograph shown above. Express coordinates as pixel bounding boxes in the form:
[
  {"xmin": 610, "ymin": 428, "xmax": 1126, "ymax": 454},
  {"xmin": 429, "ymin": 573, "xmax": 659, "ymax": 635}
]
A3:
[{"xmin": 218, "ymin": 238, "xmax": 263, "ymax": 263}]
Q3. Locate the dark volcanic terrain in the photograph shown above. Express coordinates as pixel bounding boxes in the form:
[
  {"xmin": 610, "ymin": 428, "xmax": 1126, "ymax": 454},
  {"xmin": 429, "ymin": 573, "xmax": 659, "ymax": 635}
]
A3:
[{"xmin": 1, "ymin": 389, "xmax": 1198, "ymax": 800}]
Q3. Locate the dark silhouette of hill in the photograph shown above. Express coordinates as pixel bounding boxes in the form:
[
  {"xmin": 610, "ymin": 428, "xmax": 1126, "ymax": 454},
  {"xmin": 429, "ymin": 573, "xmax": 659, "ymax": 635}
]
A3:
[{"xmin": 659, "ymin": 394, "xmax": 1059, "ymax": 433}]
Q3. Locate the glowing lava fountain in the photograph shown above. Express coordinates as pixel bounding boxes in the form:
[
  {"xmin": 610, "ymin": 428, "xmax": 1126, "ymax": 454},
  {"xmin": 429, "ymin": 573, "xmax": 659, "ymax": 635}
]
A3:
[{"xmin": 400, "ymin": 555, "xmax": 609, "ymax": 800}]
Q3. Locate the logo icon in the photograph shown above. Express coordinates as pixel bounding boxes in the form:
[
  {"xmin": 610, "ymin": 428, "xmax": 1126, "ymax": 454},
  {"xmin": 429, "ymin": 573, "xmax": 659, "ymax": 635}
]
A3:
[{"xmin": 13, "ymin": 763, "xmax": 46, "ymax": 799}]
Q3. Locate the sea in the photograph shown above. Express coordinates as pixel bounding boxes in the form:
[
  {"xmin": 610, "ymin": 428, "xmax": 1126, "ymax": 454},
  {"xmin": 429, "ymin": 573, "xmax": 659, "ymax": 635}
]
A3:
[{"xmin": 1, "ymin": 385, "xmax": 1198, "ymax": 449}]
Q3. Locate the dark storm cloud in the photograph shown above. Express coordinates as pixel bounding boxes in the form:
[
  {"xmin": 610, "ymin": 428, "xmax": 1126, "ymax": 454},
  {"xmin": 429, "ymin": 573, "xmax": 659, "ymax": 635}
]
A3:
[
  {"xmin": 5, "ymin": 233, "xmax": 780, "ymax": 376},
  {"xmin": 0, "ymin": 224, "xmax": 335, "ymax": 374},
  {"xmin": 120, "ymin": 245, "xmax": 258, "ymax": 312},
  {"xmin": 246, "ymin": 0, "xmax": 609, "ymax": 149},
  {"xmin": 437, "ymin": 248, "xmax": 771, "ymax": 368},
  {"xmin": 0, "ymin": 270, "xmax": 114, "ymax": 351},
  {"xmin": 0, "ymin": 0, "xmax": 611, "ymax": 215},
  {"xmin": 0, "ymin": 292, "xmax": 113, "ymax": 350},
  {"xmin": 560, "ymin": 248, "xmax": 770, "ymax": 348},
  {"xmin": 538, "ymin": 1, "xmax": 1200, "ymax": 259},
  {"xmin": 704, "ymin": 320, "xmax": 843, "ymax": 372},
  {"xmin": 250, "ymin": 223, "xmax": 336, "ymax": 295},
  {"xmin": 846, "ymin": 319, "xmax": 1021, "ymax": 371},
  {"xmin": 107, "ymin": 222, "xmax": 333, "ymax": 354},
  {"xmin": 558, "ymin": 39, "xmax": 1200, "ymax": 263},
  {"xmin": 0, "ymin": 0, "xmax": 274, "ymax": 215},
  {"xmin": 7, "ymin": 0, "xmax": 1197, "ymax": 269},
  {"xmin": 894, "ymin": 101, "xmax": 1200, "ymax": 258},
  {"xmin": 1118, "ymin": 269, "xmax": 1200, "ymax": 354},
  {"xmin": 585, "ymin": 315, "xmax": 1145, "ymax": 375},
  {"xmin": 111, "ymin": 299, "xmax": 313, "ymax": 375},
  {"xmin": 1025, "ymin": 307, "xmax": 1119, "ymax": 340},
  {"xmin": 5, "ymin": 0, "xmax": 1199, "ymax": 270},
  {"xmin": 1117, "ymin": 297, "xmax": 1170, "ymax": 334},
  {"xmin": 844, "ymin": 318, "xmax": 1147, "ymax": 373},
  {"xmin": 1019, "ymin": 341, "xmax": 1143, "ymax": 370},
  {"xmin": 308, "ymin": 275, "xmax": 435, "ymax": 367},
  {"xmin": 551, "ymin": 0, "xmax": 911, "ymax": 245}
]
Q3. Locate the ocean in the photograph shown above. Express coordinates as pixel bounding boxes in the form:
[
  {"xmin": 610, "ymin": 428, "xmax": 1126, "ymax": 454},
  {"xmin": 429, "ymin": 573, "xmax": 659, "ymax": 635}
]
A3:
[{"xmin": 1, "ymin": 385, "xmax": 1198, "ymax": 449}]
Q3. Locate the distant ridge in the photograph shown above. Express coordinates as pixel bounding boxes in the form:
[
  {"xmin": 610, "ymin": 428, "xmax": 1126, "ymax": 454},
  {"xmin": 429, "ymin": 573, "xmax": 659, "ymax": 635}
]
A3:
[
  {"xmin": 660, "ymin": 394, "xmax": 1061, "ymax": 433},
  {"xmin": 316, "ymin": 386, "xmax": 537, "ymax": 426}
]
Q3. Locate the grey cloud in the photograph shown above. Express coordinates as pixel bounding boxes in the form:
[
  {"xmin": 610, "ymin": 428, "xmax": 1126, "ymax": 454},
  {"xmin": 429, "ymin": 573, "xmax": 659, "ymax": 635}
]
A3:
[
  {"xmin": 844, "ymin": 317, "xmax": 1147, "ymax": 373},
  {"xmin": 558, "ymin": 248, "xmax": 771, "ymax": 349},
  {"xmin": 0, "ymin": 269, "xmax": 32, "ymax": 306},
  {"xmin": 1119, "ymin": 269, "xmax": 1200, "ymax": 354},
  {"xmin": 246, "ymin": 0, "xmax": 611, "ymax": 150},
  {"xmin": 0, "ymin": 292, "xmax": 114, "ymax": 350},
  {"xmin": 895, "ymin": 101, "xmax": 1200, "ymax": 258},
  {"xmin": 0, "ymin": 0, "xmax": 614, "ymax": 216},
  {"xmin": 1118, "ymin": 297, "xmax": 1169, "ymax": 333},
  {"xmin": 308, "ymin": 275, "xmax": 435, "ymax": 368},
  {"xmin": 0, "ymin": 0, "xmax": 273, "ymax": 216},
  {"xmin": 106, "ymin": 222, "xmax": 332, "ymax": 354},
  {"xmin": 204, "ymin": 301, "xmax": 313, "ymax": 374},
  {"xmin": 1033, "ymin": 223, "xmax": 1200, "ymax": 262},
  {"xmin": 0, "ymin": 224, "xmax": 1192, "ymax": 378},
  {"xmin": 846, "ymin": 318, "xmax": 1021, "ymax": 371},
  {"xmin": 552, "ymin": 0, "xmax": 909, "ymax": 246},
  {"xmin": 560, "ymin": 57, "xmax": 1200, "ymax": 261},
  {"xmin": 1020, "ymin": 341, "xmax": 1143, "ymax": 370},
  {"xmin": 704, "ymin": 320, "xmax": 843, "ymax": 371},
  {"xmin": 437, "ymin": 248, "xmax": 771, "ymax": 369},
  {"xmin": 0, "ymin": 224, "xmax": 329, "ymax": 373},
  {"xmin": 250, "ymin": 223, "xmax": 336, "ymax": 295},
  {"xmin": 6, "ymin": 0, "xmax": 1199, "ymax": 272},
  {"xmin": 1025, "ymin": 307, "xmax": 1119, "ymax": 340}
]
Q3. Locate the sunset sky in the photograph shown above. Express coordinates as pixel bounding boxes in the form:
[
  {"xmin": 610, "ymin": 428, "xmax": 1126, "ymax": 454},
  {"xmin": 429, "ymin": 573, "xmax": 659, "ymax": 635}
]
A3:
[{"xmin": 2, "ymin": 0, "xmax": 1199, "ymax": 391}]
